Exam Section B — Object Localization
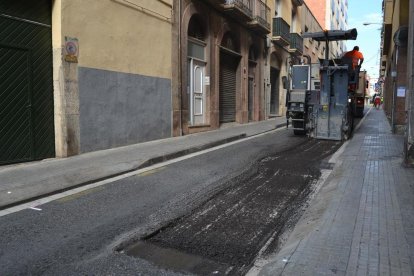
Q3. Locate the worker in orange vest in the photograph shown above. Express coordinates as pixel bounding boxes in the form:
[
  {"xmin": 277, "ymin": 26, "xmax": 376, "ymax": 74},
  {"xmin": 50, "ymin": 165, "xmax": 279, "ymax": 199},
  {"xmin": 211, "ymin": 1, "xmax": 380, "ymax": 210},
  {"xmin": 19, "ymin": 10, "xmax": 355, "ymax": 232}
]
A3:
[{"xmin": 343, "ymin": 46, "xmax": 364, "ymax": 69}]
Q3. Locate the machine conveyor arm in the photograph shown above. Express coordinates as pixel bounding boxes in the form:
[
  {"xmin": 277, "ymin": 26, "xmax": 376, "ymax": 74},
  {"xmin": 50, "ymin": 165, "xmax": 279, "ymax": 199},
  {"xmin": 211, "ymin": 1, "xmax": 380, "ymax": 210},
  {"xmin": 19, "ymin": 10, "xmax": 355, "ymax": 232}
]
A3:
[{"xmin": 302, "ymin": 28, "xmax": 358, "ymax": 41}]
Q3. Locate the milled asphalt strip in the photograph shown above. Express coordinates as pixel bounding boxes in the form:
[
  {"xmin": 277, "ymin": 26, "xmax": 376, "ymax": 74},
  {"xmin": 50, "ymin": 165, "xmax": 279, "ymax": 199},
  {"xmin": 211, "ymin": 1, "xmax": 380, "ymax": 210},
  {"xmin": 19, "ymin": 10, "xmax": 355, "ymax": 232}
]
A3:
[{"xmin": 0, "ymin": 127, "xmax": 285, "ymax": 217}]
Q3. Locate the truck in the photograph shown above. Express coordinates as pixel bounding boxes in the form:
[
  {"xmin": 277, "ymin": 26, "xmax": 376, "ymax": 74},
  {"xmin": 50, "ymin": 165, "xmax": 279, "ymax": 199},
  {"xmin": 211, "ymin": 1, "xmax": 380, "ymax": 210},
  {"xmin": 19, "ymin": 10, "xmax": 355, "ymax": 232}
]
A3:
[{"xmin": 349, "ymin": 70, "xmax": 368, "ymax": 118}]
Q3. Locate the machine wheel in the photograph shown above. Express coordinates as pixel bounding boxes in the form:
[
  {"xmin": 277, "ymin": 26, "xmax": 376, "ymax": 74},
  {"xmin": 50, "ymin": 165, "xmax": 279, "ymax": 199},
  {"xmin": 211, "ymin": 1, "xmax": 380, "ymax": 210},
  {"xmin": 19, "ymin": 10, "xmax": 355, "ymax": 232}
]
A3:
[
  {"xmin": 343, "ymin": 109, "xmax": 354, "ymax": 140},
  {"xmin": 294, "ymin": 129, "xmax": 306, "ymax": 135}
]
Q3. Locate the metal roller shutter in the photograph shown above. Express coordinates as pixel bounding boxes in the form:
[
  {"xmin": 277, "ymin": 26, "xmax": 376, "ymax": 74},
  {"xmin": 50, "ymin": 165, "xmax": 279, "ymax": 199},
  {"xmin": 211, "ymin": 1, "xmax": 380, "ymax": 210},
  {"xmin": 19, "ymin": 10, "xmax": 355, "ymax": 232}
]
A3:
[{"xmin": 219, "ymin": 52, "xmax": 238, "ymax": 123}]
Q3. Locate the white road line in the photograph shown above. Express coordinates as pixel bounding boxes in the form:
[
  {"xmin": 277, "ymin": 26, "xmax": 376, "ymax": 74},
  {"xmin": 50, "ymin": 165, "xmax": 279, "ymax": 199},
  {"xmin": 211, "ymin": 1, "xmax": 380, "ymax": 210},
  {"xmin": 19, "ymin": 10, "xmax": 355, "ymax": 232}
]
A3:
[{"xmin": 0, "ymin": 128, "xmax": 285, "ymax": 217}]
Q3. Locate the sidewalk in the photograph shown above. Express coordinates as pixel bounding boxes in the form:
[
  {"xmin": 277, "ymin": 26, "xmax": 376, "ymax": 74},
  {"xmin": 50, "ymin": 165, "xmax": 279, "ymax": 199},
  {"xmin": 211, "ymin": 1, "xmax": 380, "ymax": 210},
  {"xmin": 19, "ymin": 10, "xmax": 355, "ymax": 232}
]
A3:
[
  {"xmin": 0, "ymin": 117, "xmax": 287, "ymax": 209},
  {"xmin": 254, "ymin": 107, "xmax": 414, "ymax": 275}
]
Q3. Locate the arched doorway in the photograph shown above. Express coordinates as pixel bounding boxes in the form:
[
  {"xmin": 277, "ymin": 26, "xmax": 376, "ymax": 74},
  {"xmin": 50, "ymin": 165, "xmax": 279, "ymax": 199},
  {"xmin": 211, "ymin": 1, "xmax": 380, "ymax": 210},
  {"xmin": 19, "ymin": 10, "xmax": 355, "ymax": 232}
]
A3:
[
  {"xmin": 187, "ymin": 15, "xmax": 207, "ymax": 126},
  {"xmin": 219, "ymin": 32, "xmax": 240, "ymax": 123}
]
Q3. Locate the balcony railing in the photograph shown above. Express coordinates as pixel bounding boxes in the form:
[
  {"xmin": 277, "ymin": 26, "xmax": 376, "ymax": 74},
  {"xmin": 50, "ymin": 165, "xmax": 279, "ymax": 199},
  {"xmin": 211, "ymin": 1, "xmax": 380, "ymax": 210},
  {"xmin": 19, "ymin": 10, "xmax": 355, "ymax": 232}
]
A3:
[
  {"xmin": 289, "ymin": 33, "xmax": 304, "ymax": 55},
  {"xmin": 247, "ymin": 0, "xmax": 271, "ymax": 33},
  {"xmin": 272, "ymin": 17, "xmax": 290, "ymax": 46},
  {"xmin": 223, "ymin": 0, "xmax": 253, "ymax": 20}
]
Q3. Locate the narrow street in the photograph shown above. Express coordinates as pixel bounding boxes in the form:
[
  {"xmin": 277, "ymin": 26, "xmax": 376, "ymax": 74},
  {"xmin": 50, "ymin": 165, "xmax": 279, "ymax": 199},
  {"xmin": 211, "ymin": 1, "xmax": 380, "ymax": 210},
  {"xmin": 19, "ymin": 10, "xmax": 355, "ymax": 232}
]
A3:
[
  {"xmin": 2, "ymin": 0, "xmax": 414, "ymax": 275},
  {"xmin": 0, "ymin": 128, "xmax": 340, "ymax": 275}
]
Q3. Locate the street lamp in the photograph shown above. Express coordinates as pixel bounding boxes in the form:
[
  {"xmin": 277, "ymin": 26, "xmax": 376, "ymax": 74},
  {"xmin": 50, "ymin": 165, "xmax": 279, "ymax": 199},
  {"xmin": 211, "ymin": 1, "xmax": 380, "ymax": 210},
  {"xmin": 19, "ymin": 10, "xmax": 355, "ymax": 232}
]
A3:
[
  {"xmin": 362, "ymin": 22, "xmax": 383, "ymax": 31},
  {"xmin": 362, "ymin": 22, "xmax": 382, "ymax": 26}
]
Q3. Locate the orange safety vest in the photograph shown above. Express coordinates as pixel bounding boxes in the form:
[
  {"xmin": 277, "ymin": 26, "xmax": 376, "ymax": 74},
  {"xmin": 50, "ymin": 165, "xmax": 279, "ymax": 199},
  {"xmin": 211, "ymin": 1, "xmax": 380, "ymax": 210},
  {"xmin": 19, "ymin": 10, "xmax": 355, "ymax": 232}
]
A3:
[{"xmin": 343, "ymin": 50, "xmax": 364, "ymax": 68}]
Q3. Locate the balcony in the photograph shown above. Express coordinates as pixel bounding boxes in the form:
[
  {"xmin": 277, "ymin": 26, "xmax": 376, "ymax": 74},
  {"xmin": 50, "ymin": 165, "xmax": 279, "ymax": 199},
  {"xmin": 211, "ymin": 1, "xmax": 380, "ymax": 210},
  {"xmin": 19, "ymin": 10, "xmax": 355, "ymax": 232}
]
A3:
[
  {"xmin": 272, "ymin": 17, "xmax": 290, "ymax": 47},
  {"xmin": 247, "ymin": 0, "xmax": 271, "ymax": 34},
  {"xmin": 222, "ymin": 0, "xmax": 253, "ymax": 22},
  {"xmin": 289, "ymin": 33, "xmax": 303, "ymax": 56}
]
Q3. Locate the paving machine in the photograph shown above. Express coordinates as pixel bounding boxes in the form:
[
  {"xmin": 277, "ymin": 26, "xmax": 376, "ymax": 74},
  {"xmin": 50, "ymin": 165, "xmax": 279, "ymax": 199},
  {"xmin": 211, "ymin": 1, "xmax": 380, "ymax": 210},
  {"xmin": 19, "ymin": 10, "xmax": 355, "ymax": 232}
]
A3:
[{"xmin": 285, "ymin": 28, "xmax": 359, "ymax": 141}]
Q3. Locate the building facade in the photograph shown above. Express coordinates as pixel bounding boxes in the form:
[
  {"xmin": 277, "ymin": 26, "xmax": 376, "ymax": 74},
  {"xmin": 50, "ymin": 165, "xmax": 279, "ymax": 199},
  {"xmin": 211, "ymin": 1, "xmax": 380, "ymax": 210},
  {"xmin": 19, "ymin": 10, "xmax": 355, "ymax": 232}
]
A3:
[
  {"xmin": 267, "ymin": 0, "xmax": 304, "ymax": 118},
  {"xmin": 305, "ymin": 0, "xmax": 348, "ymax": 57},
  {"xmin": 380, "ymin": 0, "xmax": 413, "ymax": 165},
  {"xmin": 57, "ymin": 0, "xmax": 173, "ymax": 154},
  {"xmin": 1, "ymin": 0, "xmax": 325, "ymax": 164},
  {"xmin": 301, "ymin": 2, "xmax": 325, "ymax": 63},
  {"xmin": 173, "ymin": 0, "xmax": 324, "ymax": 135},
  {"xmin": 172, "ymin": 0, "xmax": 271, "ymax": 136},
  {"xmin": 0, "ymin": 0, "xmax": 174, "ymax": 164}
]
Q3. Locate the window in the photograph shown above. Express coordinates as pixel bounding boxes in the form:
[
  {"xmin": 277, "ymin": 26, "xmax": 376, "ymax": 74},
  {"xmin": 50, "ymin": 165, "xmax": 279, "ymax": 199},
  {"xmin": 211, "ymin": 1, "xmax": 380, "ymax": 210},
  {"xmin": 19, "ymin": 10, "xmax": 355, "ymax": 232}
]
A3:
[
  {"xmin": 193, "ymin": 66, "xmax": 203, "ymax": 115},
  {"xmin": 249, "ymin": 46, "xmax": 258, "ymax": 61},
  {"xmin": 275, "ymin": 0, "xmax": 281, "ymax": 16},
  {"xmin": 291, "ymin": 9, "xmax": 297, "ymax": 32},
  {"xmin": 188, "ymin": 15, "xmax": 206, "ymax": 60},
  {"xmin": 188, "ymin": 40, "xmax": 205, "ymax": 60},
  {"xmin": 188, "ymin": 16, "xmax": 205, "ymax": 41},
  {"xmin": 305, "ymin": 25, "xmax": 310, "ymax": 42},
  {"xmin": 221, "ymin": 32, "xmax": 239, "ymax": 52}
]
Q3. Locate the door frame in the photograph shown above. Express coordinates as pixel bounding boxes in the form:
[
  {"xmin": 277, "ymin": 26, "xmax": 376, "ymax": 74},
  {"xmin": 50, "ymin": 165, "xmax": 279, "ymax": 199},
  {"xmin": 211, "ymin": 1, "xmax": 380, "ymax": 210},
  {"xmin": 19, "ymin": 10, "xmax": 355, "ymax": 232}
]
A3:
[{"xmin": 188, "ymin": 57, "xmax": 206, "ymax": 125}]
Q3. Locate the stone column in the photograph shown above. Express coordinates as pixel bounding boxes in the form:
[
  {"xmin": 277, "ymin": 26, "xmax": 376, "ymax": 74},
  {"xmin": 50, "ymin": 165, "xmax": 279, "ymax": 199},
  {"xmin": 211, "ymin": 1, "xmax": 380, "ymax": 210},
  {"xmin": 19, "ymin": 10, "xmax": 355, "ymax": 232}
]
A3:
[{"xmin": 52, "ymin": 0, "xmax": 80, "ymax": 157}]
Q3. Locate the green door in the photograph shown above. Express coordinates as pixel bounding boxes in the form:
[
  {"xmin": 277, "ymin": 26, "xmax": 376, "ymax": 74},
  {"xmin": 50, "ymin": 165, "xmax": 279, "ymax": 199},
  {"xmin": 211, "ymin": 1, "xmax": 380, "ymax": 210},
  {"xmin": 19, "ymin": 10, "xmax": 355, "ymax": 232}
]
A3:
[{"xmin": 0, "ymin": 0, "xmax": 54, "ymax": 165}]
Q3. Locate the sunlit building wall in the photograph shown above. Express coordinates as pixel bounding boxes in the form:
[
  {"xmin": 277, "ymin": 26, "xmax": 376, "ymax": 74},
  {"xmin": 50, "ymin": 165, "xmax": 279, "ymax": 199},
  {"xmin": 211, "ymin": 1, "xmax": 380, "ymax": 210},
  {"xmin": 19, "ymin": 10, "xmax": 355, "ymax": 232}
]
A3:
[{"xmin": 304, "ymin": 0, "xmax": 348, "ymax": 57}]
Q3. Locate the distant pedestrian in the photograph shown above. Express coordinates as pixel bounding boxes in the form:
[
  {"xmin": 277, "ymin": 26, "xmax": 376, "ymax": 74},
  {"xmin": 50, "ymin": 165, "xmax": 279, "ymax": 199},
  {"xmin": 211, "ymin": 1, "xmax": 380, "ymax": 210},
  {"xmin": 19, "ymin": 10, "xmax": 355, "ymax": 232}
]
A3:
[
  {"xmin": 343, "ymin": 46, "xmax": 364, "ymax": 69},
  {"xmin": 372, "ymin": 93, "xmax": 377, "ymax": 104},
  {"xmin": 374, "ymin": 96, "xmax": 381, "ymax": 109}
]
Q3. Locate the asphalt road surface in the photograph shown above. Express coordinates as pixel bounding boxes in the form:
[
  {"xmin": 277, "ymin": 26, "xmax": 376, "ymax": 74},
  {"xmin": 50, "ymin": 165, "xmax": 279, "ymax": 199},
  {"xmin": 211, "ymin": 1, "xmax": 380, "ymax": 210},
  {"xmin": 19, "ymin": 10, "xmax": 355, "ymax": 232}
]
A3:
[
  {"xmin": 130, "ymin": 138, "xmax": 340, "ymax": 275},
  {"xmin": 0, "ymin": 128, "xmax": 342, "ymax": 275}
]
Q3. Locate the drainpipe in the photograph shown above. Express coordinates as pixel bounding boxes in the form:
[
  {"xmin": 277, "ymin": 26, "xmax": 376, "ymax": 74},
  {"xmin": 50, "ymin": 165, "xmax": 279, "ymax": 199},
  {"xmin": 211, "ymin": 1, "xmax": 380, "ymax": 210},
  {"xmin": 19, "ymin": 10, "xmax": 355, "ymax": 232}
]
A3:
[
  {"xmin": 391, "ymin": 46, "xmax": 399, "ymax": 133},
  {"xmin": 407, "ymin": 0, "xmax": 414, "ymax": 165},
  {"xmin": 391, "ymin": 74, "xmax": 396, "ymax": 133},
  {"xmin": 178, "ymin": 0, "xmax": 183, "ymax": 135}
]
